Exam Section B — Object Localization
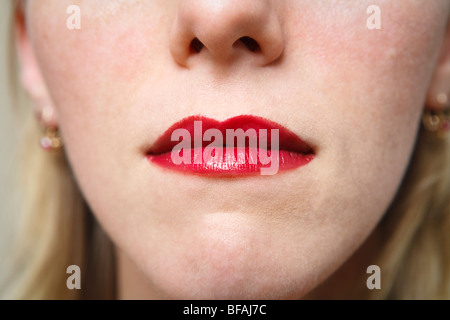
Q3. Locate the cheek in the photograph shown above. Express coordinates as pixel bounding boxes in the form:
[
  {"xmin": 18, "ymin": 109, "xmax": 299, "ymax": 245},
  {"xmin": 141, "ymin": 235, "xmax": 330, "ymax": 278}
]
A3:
[
  {"xmin": 28, "ymin": 2, "xmax": 169, "ymax": 167},
  {"xmin": 289, "ymin": 0, "xmax": 445, "ymax": 103},
  {"xmin": 27, "ymin": 2, "xmax": 176, "ymax": 225},
  {"xmin": 287, "ymin": 1, "xmax": 446, "ymax": 162},
  {"xmin": 279, "ymin": 1, "xmax": 448, "ymax": 238},
  {"xmin": 30, "ymin": 3, "xmax": 166, "ymax": 106}
]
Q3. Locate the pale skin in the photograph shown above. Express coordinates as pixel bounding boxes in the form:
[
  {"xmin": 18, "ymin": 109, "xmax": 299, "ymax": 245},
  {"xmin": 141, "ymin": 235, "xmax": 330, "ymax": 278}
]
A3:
[{"xmin": 16, "ymin": 0, "xmax": 450, "ymax": 299}]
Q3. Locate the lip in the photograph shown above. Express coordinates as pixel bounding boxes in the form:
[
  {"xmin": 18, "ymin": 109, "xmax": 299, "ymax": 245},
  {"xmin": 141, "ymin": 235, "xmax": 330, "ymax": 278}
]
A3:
[{"xmin": 146, "ymin": 115, "xmax": 315, "ymax": 176}]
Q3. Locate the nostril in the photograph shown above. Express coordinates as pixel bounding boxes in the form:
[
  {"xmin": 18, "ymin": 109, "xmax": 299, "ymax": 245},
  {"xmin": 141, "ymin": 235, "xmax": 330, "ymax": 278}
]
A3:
[
  {"xmin": 190, "ymin": 38, "xmax": 204, "ymax": 53},
  {"xmin": 190, "ymin": 36, "xmax": 261, "ymax": 55},
  {"xmin": 239, "ymin": 36, "xmax": 260, "ymax": 52}
]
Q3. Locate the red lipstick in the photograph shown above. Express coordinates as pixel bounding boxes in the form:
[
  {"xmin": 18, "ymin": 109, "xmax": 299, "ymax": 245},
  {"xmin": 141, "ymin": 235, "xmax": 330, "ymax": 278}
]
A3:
[{"xmin": 146, "ymin": 115, "xmax": 314, "ymax": 176}]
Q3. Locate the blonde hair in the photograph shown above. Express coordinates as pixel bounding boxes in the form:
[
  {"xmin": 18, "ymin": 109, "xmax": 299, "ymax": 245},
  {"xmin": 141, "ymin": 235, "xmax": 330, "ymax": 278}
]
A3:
[{"xmin": 1, "ymin": 1, "xmax": 450, "ymax": 300}]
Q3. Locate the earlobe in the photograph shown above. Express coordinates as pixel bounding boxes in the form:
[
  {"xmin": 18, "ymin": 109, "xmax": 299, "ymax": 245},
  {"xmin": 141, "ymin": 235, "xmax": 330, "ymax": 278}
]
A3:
[
  {"xmin": 423, "ymin": 19, "xmax": 450, "ymax": 137},
  {"xmin": 426, "ymin": 20, "xmax": 450, "ymax": 111},
  {"xmin": 14, "ymin": 2, "xmax": 58, "ymax": 128}
]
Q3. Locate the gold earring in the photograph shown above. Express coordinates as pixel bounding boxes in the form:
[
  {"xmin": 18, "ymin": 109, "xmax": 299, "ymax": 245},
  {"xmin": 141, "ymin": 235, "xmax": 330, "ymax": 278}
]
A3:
[
  {"xmin": 39, "ymin": 106, "xmax": 63, "ymax": 151},
  {"xmin": 40, "ymin": 128, "xmax": 63, "ymax": 151},
  {"xmin": 423, "ymin": 93, "xmax": 450, "ymax": 138}
]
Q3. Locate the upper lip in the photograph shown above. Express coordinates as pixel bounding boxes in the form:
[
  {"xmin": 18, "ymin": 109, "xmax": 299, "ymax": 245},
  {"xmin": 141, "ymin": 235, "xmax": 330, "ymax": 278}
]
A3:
[{"xmin": 147, "ymin": 115, "xmax": 314, "ymax": 156}]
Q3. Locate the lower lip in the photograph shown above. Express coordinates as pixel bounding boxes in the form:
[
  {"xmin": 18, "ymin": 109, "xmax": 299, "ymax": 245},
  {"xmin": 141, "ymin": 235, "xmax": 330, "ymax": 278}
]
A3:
[{"xmin": 147, "ymin": 147, "xmax": 314, "ymax": 176}]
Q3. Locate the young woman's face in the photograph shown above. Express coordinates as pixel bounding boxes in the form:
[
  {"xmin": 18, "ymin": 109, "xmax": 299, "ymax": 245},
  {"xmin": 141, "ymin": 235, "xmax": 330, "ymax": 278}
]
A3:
[{"xmin": 21, "ymin": 0, "xmax": 449, "ymax": 298}]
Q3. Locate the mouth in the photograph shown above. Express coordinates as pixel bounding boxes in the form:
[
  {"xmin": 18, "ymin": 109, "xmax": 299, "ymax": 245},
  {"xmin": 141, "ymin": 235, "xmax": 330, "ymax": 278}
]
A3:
[{"xmin": 146, "ymin": 115, "xmax": 315, "ymax": 176}]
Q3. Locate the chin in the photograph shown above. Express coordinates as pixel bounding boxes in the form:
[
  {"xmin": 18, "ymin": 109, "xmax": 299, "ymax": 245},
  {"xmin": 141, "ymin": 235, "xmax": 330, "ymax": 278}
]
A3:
[
  {"xmin": 134, "ymin": 214, "xmax": 323, "ymax": 300},
  {"xmin": 145, "ymin": 256, "xmax": 315, "ymax": 300}
]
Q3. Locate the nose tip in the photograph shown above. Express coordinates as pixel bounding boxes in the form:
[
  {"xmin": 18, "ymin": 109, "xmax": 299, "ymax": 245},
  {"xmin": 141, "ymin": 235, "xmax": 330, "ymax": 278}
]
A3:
[{"xmin": 170, "ymin": 0, "xmax": 285, "ymax": 68}]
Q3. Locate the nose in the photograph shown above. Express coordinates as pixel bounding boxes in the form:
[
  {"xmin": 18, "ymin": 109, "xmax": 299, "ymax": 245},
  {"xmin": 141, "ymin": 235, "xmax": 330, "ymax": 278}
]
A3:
[{"xmin": 170, "ymin": 0, "xmax": 285, "ymax": 68}]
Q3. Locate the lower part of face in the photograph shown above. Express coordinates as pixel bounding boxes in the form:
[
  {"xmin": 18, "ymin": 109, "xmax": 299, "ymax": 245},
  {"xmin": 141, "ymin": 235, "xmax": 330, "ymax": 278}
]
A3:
[{"xmin": 27, "ymin": 0, "xmax": 448, "ymax": 298}]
